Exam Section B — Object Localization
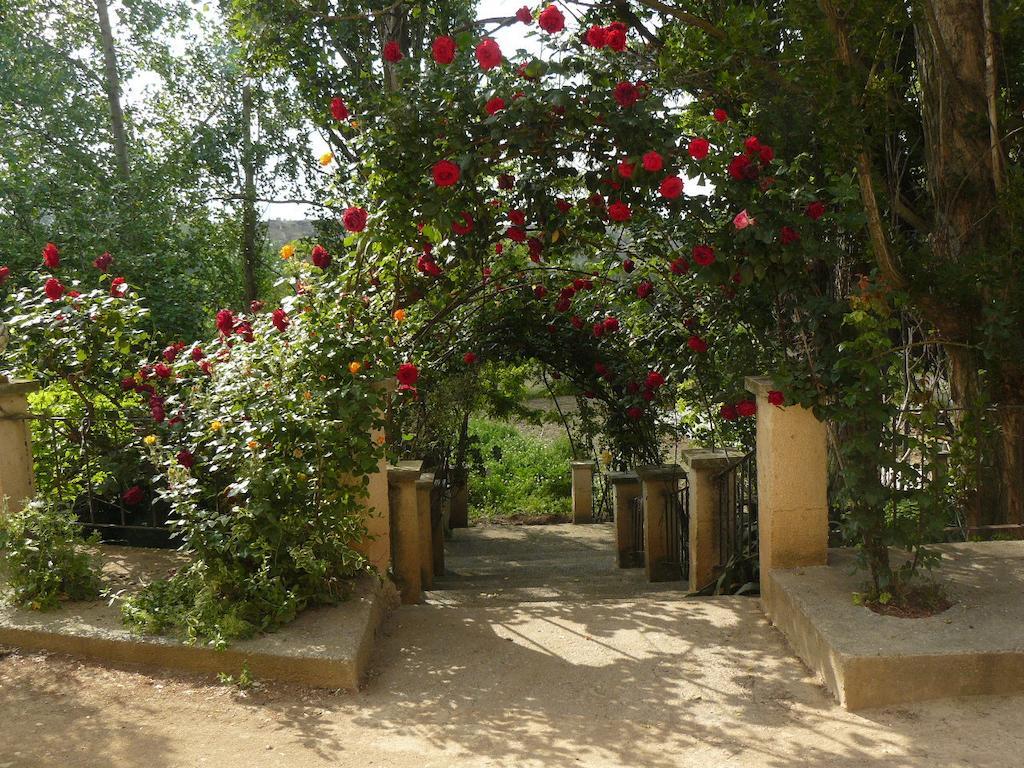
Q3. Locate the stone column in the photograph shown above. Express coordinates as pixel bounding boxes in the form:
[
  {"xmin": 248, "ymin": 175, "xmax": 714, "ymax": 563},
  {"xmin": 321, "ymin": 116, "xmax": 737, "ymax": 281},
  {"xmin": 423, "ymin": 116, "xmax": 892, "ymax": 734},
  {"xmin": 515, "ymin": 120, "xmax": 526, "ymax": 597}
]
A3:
[
  {"xmin": 636, "ymin": 464, "xmax": 684, "ymax": 582},
  {"xmin": 681, "ymin": 449, "xmax": 733, "ymax": 592},
  {"xmin": 448, "ymin": 469, "xmax": 469, "ymax": 529},
  {"xmin": 570, "ymin": 460, "xmax": 595, "ymax": 524},
  {"xmin": 745, "ymin": 377, "xmax": 829, "ymax": 604},
  {"xmin": 0, "ymin": 380, "xmax": 39, "ymax": 516},
  {"xmin": 387, "ymin": 465, "xmax": 423, "ymax": 604},
  {"xmin": 415, "ymin": 472, "xmax": 434, "ymax": 590},
  {"xmin": 608, "ymin": 471, "xmax": 642, "ymax": 568}
]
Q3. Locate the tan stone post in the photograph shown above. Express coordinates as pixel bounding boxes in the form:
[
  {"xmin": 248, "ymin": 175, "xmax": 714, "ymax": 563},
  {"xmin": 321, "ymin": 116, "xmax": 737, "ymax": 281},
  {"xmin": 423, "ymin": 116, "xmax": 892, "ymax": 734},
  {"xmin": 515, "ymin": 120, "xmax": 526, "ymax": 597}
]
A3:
[
  {"xmin": 570, "ymin": 460, "xmax": 595, "ymax": 524},
  {"xmin": 744, "ymin": 376, "xmax": 829, "ymax": 607},
  {"xmin": 681, "ymin": 449, "xmax": 734, "ymax": 592},
  {"xmin": 0, "ymin": 380, "xmax": 39, "ymax": 516},
  {"xmin": 415, "ymin": 472, "xmax": 434, "ymax": 590},
  {"xmin": 636, "ymin": 464, "xmax": 684, "ymax": 582},
  {"xmin": 608, "ymin": 471, "xmax": 642, "ymax": 567},
  {"xmin": 355, "ymin": 382, "xmax": 393, "ymax": 573},
  {"xmin": 449, "ymin": 469, "xmax": 469, "ymax": 529},
  {"xmin": 387, "ymin": 465, "xmax": 423, "ymax": 604}
]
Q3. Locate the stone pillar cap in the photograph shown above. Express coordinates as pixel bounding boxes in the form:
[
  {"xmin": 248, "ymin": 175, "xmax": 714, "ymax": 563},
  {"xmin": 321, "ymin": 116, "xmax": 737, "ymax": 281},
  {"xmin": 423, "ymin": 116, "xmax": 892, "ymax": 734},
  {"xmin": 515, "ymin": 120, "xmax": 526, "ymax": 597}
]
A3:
[
  {"xmin": 415, "ymin": 472, "xmax": 435, "ymax": 487},
  {"xmin": 398, "ymin": 459, "xmax": 424, "ymax": 471},
  {"xmin": 681, "ymin": 449, "xmax": 742, "ymax": 471},
  {"xmin": 570, "ymin": 460, "xmax": 596, "ymax": 469},
  {"xmin": 635, "ymin": 463, "xmax": 683, "ymax": 480},
  {"xmin": 387, "ymin": 465, "xmax": 421, "ymax": 484},
  {"xmin": 744, "ymin": 376, "xmax": 775, "ymax": 397},
  {"xmin": 0, "ymin": 379, "xmax": 41, "ymax": 398},
  {"xmin": 606, "ymin": 471, "xmax": 640, "ymax": 484}
]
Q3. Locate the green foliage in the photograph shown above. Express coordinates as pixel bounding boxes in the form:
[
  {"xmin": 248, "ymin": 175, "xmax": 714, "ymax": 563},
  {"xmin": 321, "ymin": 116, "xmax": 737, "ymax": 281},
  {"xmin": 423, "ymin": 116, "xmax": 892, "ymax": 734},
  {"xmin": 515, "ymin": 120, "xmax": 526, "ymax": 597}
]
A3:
[
  {"xmin": 0, "ymin": 500, "xmax": 100, "ymax": 610},
  {"xmin": 467, "ymin": 419, "xmax": 572, "ymax": 522}
]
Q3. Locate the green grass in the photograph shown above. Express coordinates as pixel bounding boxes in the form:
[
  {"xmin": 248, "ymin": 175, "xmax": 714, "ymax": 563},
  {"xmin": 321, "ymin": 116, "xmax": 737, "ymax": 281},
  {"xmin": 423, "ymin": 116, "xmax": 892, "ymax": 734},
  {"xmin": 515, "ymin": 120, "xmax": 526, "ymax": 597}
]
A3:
[{"xmin": 468, "ymin": 418, "xmax": 572, "ymax": 523}]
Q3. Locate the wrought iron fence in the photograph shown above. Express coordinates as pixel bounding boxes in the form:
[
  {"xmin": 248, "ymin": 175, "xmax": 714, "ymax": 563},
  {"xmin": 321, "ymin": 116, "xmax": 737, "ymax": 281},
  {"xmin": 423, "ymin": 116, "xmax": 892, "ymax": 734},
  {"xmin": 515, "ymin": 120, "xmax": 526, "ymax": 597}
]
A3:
[
  {"xmin": 627, "ymin": 493, "xmax": 644, "ymax": 565},
  {"xmin": 715, "ymin": 451, "xmax": 758, "ymax": 573},
  {"xmin": 662, "ymin": 477, "xmax": 690, "ymax": 580},
  {"xmin": 1, "ymin": 411, "xmax": 172, "ymax": 547},
  {"xmin": 591, "ymin": 468, "xmax": 613, "ymax": 522}
]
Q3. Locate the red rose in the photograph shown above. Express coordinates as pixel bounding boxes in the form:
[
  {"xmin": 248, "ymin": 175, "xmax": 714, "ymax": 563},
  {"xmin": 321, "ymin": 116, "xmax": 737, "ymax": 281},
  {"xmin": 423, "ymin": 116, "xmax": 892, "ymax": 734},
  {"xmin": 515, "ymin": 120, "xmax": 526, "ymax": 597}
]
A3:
[
  {"xmin": 744, "ymin": 136, "xmax": 761, "ymax": 154},
  {"xmin": 42, "ymin": 242, "xmax": 59, "ymax": 269},
  {"xmin": 713, "ymin": 108, "xmax": 728, "ymax": 123},
  {"xmin": 585, "ymin": 25, "xmax": 607, "ymax": 47},
  {"xmin": 237, "ymin": 321, "xmax": 254, "ymax": 343},
  {"xmin": 720, "ymin": 403, "xmax": 738, "ymax": 420},
  {"xmin": 475, "ymin": 39, "xmax": 502, "ymax": 70},
  {"xmin": 176, "ymin": 450, "xmax": 195, "ymax": 469},
  {"xmin": 433, "ymin": 160, "xmax": 461, "ymax": 187},
  {"xmin": 508, "ymin": 209, "xmax": 527, "ymax": 226},
  {"xmin": 533, "ymin": 284, "xmax": 547, "ymax": 299},
  {"xmin": 759, "ymin": 145, "xmax": 775, "ymax": 163},
  {"xmin": 528, "ymin": 237, "xmax": 543, "ymax": 262},
  {"xmin": 622, "ymin": 258, "xmax": 635, "ymax": 273},
  {"xmin": 571, "ymin": 315, "xmax": 583, "ymax": 329},
  {"xmin": 768, "ymin": 390, "xmax": 785, "ymax": 406},
  {"xmin": 44, "ymin": 277, "xmax": 65, "ymax": 301},
  {"xmin": 432, "ymin": 35, "xmax": 456, "ymax": 65},
  {"xmin": 603, "ymin": 316, "xmax": 620, "ymax": 333},
  {"xmin": 93, "ymin": 252, "xmax": 113, "ymax": 271},
  {"xmin": 538, "ymin": 4, "xmax": 565, "ymax": 33},
  {"xmin": 806, "ymin": 201, "xmax": 826, "ymax": 220},
  {"xmin": 688, "ymin": 138, "xmax": 710, "ymax": 160},
  {"xmin": 383, "ymin": 40, "xmax": 403, "ymax": 62},
  {"xmin": 555, "ymin": 198, "xmax": 573, "ymax": 214},
  {"xmin": 692, "ymin": 244, "xmax": 715, "ymax": 266},
  {"xmin": 200, "ymin": 360, "xmax": 212, "ymax": 376},
  {"xmin": 463, "ymin": 352, "xmax": 478, "ymax": 365},
  {"xmin": 659, "ymin": 176, "xmax": 684, "ymax": 199},
  {"xmin": 737, "ymin": 399, "xmax": 756, "ymax": 417},
  {"xmin": 645, "ymin": 371, "xmax": 665, "ymax": 389},
  {"xmin": 498, "ymin": 173, "xmax": 515, "ymax": 190},
  {"xmin": 608, "ymin": 201, "xmax": 631, "ymax": 222},
  {"xmin": 272, "ymin": 308, "xmax": 289, "ymax": 332},
  {"xmin": 642, "ymin": 151, "xmax": 663, "ymax": 172},
  {"xmin": 485, "ymin": 96, "xmax": 506, "ymax": 115},
  {"xmin": 191, "ymin": 346, "xmax": 204, "ymax": 362},
  {"xmin": 637, "ymin": 281, "xmax": 653, "ymax": 299},
  {"xmin": 154, "ymin": 363, "xmax": 172, "ymax": 379},
  {"xmin": 613, "ymin": 81, "xmax": 641, "ymax": 108},
  {"xmin": 728, "ymin": 154, "xmax": 756, "ymax": 181},
  {"xmin": 605, "ymin": 23, "xmax": 627, "ymax": 51},
  {"xmin": 122, "ymin": 485, "xmax": 144, "ymax": 506},
  {"xmin": 311, "ymin": 244, "xmax": 332, "ymax": 269},
  {"xmin": 396, "ymin": 362, "xmax": 419, "ymax": 388},
  {"xmin": 780, "ymin": 226, "xmax": 801, "ymax": 245},
  {"xmin": 627, "ymin": 406, "xmax": 643, "ymax": 420},
  {"xmin": 670, "ymin": 257, "xmax": 689, "ymax": 275},
  {"xmin": 687, "ymin": 335, "xmax": 708, "ymax": 353},
  {"xmin": 452, "ymin": 211, "xmax": 474, "ymax": 235},
  {"xmin": 343, "ymin": 206, "xmax": 368, "ymax": 232},
  {"xmin": 162, "ymin": 345, "xmax": 179, "ymax": 363},
  {"xmin": 330, "ymin": 97, "xmax": 349, "ymax": 121},
  {"xmin": 506, "ymin": 226, "xmax": 527, "ymax": 243},
  {"xmin": 515, "ymin": 6, "xmax": 532, "ymax": 23},
  {"xmin": 216, "ymin": 308, "xmax": 235, "ymax": 336},
  {"xmin": 0, "ymin": 266, "xmax": 9, "ymax": 284}
]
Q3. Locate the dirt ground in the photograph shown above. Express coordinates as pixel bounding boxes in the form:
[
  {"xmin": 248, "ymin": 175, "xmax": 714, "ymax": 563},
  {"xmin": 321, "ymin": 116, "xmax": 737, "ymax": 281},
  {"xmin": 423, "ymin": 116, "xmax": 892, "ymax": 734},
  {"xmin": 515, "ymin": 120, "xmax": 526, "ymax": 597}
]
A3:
[{"xmin": 1, "ymin": 525, "xmax": 1023, "ymax": 768}]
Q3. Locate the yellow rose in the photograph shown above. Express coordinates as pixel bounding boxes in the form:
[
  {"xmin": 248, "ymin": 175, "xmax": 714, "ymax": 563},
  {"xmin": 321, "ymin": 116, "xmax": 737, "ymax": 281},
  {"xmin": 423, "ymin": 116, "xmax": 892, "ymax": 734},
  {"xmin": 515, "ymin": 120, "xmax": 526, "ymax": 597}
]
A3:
[
  {"xmin": 143, "ymin": 434, "xmax": 157, "ymax": 446},
  {"xmin": 393, "ymin": 308, "xmax": 406, "ymax": 322},
  {"xmin": 348, "ymin": 361, "xmax": 362, "ymax": 374},
  {"xmin": 319, "ymin": 151, "xmax": 334, "ymax": 166},
  {"xmin": 280, "ymin": 243, "xmax": 295, "ymax": 260},
  {"xmin": 210, "ymin": 420, "xmax": 223, "ymax": 432},
  {"xmin": 247, "ymin": 440, "xmax": 259, "ymax": 450}
]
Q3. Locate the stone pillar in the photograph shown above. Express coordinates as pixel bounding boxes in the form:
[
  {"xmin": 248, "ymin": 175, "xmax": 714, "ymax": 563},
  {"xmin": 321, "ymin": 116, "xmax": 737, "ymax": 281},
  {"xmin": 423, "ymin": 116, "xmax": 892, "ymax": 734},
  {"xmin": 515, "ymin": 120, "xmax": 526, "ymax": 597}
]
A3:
[
  {"xmin": 570, "ymin": 460, "xmax": 595, "ymax": 524},
  {"xmin": 0, "ymin": 380, "xmax": 39, "ymax": 516},
  {"xmin": 449, "ymin": 469, "xmax": 469, "ymax": 529},
  {"xmin": 608, "ymin": 471, "xmax": 642, "ymax": 568},
  {"xmin": 636, "ymin": 464, "xmax": 684, "ymax": 582},
  {"xmin": 387, "ymin": 465, "xmax": 422, "ymax": 604},
  {"xmin": 415, "ymin": 472, "xmax": 434, "ymax": 590},
  {"xmin": 681, "ymin": 449, "xmax": 733, "ymax": 592},
  {"xmin": 745, "ymin": 377, "xmax": 829, "ymax": 603},
  {"xmin": 355, "ymin": 381, "xmax": 392, "ymax": 574}
]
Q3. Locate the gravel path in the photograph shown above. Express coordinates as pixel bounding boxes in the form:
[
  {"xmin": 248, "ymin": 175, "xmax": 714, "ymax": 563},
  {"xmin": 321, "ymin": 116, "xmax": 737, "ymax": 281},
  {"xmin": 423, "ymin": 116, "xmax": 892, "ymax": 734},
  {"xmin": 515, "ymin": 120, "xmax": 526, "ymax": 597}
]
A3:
[{"xmin": 1, "ymin": 524, "xmax": 1021, "ymax": 767}]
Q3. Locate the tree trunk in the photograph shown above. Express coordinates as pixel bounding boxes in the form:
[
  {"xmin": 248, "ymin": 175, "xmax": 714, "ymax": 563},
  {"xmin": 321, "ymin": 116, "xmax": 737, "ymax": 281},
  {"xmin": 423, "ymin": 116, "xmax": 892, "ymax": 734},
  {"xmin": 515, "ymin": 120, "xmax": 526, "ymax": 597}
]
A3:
[
  {"xmin": 240, "ymin": 81, "xmax": 259, "ymax": 304},
  {"xmin": 94, "ymin": 0, "xmax": 130, "ymax": 182}
]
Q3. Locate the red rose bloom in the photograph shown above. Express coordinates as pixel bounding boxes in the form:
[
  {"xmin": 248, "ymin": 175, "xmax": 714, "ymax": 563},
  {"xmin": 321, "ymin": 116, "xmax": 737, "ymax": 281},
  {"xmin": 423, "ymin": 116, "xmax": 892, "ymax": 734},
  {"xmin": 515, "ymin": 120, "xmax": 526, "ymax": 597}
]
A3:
[
  {"xmin": 555, "ymin": 198, "xmax": 573, "ymax": 214},
  {"xmin": 528, "ymin": 237, "xmax": 543, "ymax": 262},
  {"xmin": 642, "ymin": 151, "xmax": 663, "ymax": 172},
  {"xmin": 806, "ymin": 201, "xmax": 826, "ymax": 220},
  {"xmin": 538, "ymin": 4, "xmax": 565, "ymax": 33},
  {"xmin": 383, "ymin": 40, "xmax": 403, "ymax": 62},
  {"xmin": 728, "ymin": 154, "xmax": 753, "ymax": 181},
  {"xmin": 780, "ymin": 226, "xmax": 801, "ymax": 245},
  {"xmin": 396, "ymin": 363, "xmax": 419, "ymax": 388},
  {"xmin": 768, "ymin": 390, "xmax": 785, "ymax": 406},
  {"xmin": 613, "ymin": 81, "xmax": 641, "ymax": 108},
  {"xmin": 44, "ymin": 277, "xmax": 65, "ymax": 301},
  {"xmin": 585, "ymin": 25, "xmax": 607, "ymax": 48},
  {"xmin": 533, "ymin": 284, "xmax": 547, "ymax": 299},
  {"xmin": 432, "ymin": 35, "xmax": 456, "ymax": 64},
  {"xmin": 713, "ymin": 108, "xmax": 728, "ymax": 123},
  {"xmin": 108, "ymin": 277, "xmax": 128, "ymax": 297},
  {"xmin": 637, "ymin": 281, "xmax": 653, "ymax": 299},
  {"xmin": 463, "ymin": 352, "xmax": 478, "ymax": 365},
  {"xmin": 692, "ymin": 244, "xmax": 715, "ymax": 266},
  {"xmin": 485, "ymin": 96, "xmax": 506, "ymax": 115},
  {"xmin": 659, "ymin": 176, "xmax": 684, "ymax": 199},
  {"xmin": 0, "ymin": 266, "xmax": 10, "ymax": 284},
  {"xmin": 744, "ymin": 136, "xmax": 761, "ymax": 154},
  {"xmin": 433, "ymin": 160, "xmax": 461, "ymax": 187},
  {"xmin": 627, "ymin": 406, "xmax": 643, "ymax": 421},
  {"xmin": 688, "ymin": 137, "xmax": 710, "ymax": 160},
  {"xmin": 515, "ymin": 6, "xmax": 532, "ymax": 23},
  {"xmin": 93, "ymin": 252, "xmax": 113, "ymax": 271},
  {"xmin": 452, "ymin": 211, "xmax": 474, "ymax": 235},
  {"xmin": 571, "ymin": 315, "xmax": 583, "ymax": 329},
  {"xmin": 272, "ymin": 308, "xmax": 289, "ymax": 332},
  {"xmin": 720, "ymin": 403, "xmax": 738, "ymax": 421},
  {"xmin": 687, "ymin": 335, "xmax": 708, "ymax": 353},
  {"xmin": 475, "ymin": 39, "xmax": 502, "ymax": 70},
  {"xmin": 122, "ymin": 485, "xmax": 144, "ymax": 506},
  {"xmin": 605, "ymin": 22, "xmax": 627, "ymax": 51},
  {"xmin": 737, "ymin": 399, "xmax": 757, "ymax": 417},
  {"xmin": 617, "ymin": 161, "xmax": 635, "ymax": 179},
  {"xmin": 216, "ymin": 308, "xmax": 235, "ymax": 336},
  {"xmin": 645, "ymin": 371, "xmax": 665, "ymax": 389},
  {"xmin": 506, "ymin": 226, "xmax": 527, "ymax": 243},
  {"xmin": 191, "ymin": 346, "xmax": 204, "ymax": 362},
  {"xmin": 330, "ymin": 97, "xmax": 349, "ymax": 121},
  {"xmin": 343, "ymin": 206, "xmax": 368, "ymax": 232},
  {"xmin": 670, "ymin": 257, "xmax": 689, "ymax": 275},
  {"xmin": 154, "ymin": 363, "xmax": 172, "ymax": 379},
  {"xmin": 311, "ymin": 244, "xmax": 332, "ymax": 269},
  {"xmin": 622, "ymin": 258, "xmax": 635, "ymax": 273},
  {"xmin": 607, "ymin": 201, "xmax": 631, "ymax": 222},
  {"xmin": 176, "ymin": 450, "xmax": 195, "ymax": 469},
  {"xmin": 42, "ymin": 242, "xmax": 59, "ymax": 269},
  {"xmin": 759, "ymin": 145, "xmax": 775, "ymax": 163},
  {"xmin": 508, "ymin": 209, "xmax": 527, "ymax": 226}
]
